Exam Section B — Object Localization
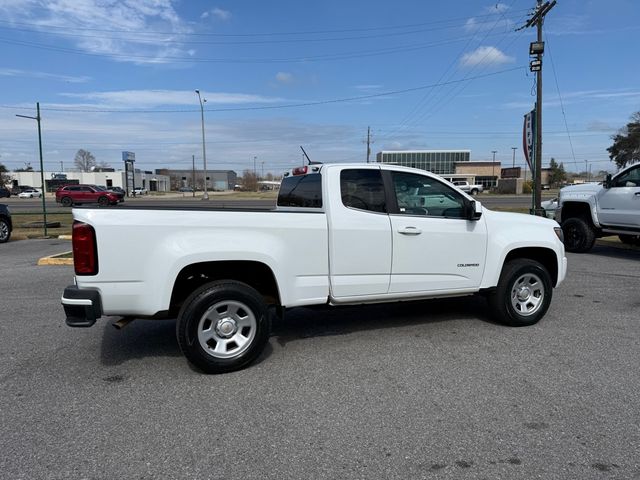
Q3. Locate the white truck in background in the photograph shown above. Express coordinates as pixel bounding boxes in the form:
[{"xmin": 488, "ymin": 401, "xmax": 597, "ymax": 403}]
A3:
[
  {"xmin": 453, "ymin": 180, "xmax": 484, "ymax": 195},
  {"xmin": 557, "ymin": 162, "xmax": 640, "ymax": 252},
  {"xmin": 62, "ymin": 163, "xmax": 566, "ymax": 374}
]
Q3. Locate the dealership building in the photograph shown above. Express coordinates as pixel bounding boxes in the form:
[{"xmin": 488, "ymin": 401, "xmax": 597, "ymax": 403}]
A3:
[
  {"xmin": 376, "ymin": 150, "xmax": 501, "ymax": 189},
  {"xmin": 154, "ymin": 169, "xmax": 237, "ymax": 191},
  {"xmin": 8, "ymin": 169, "xmax": 170, "ymax": 193}
]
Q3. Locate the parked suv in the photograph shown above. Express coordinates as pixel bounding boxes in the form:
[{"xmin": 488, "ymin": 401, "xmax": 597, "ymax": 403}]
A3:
[
  {"xmin": 557, "ymin": 162, "xmax": 640, "ymax": 252},
  {"xmin": 0, "ymin": 204, "xmax": 12, "ymax": 243},
  {"xmin": 56, "ymin": 184, "xmax": 123, "ymax": 207}
]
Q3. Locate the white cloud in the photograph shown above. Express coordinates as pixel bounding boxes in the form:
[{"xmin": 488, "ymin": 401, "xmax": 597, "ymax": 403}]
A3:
[
  {"xmin": 275, "ymin": 72, "xmax": 294, "ymax": 84},
  {"xmin": 464, "ymin": 16, "xmax": 514, "ymax": 33},
  {"xmin": 201, "ymin": 7, "xmax": 231, "ymax": 21},
  {"xmin": 0, "ymin": 0, "xmax": 193, "ymax": 64},
  {"xmin": 0, "ymin": 68, "xmax": 90, "ymax": 83},
  {"xmin": 460, "ymin": 46, "xmax": 514, "ymax": 67},
  {"xmin": 59, "ymin": 89, "xmax": 285, "ymax": 107}
]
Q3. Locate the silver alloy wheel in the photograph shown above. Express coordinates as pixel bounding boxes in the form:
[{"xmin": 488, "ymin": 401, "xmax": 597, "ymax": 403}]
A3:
[
  {"xmin": 0, "ymin": 221, "xmax": 8, "ymax": 241},
  {"xmin": 197, "ymin": 300, "xmax": 257, "ymax": 359},
  {"xmin": 510, "ymin": 273, "xmax": 545, "ymax": 317}
]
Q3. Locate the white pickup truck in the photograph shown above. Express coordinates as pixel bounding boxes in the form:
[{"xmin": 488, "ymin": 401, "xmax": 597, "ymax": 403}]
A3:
[
  {"xmin": 557, "ymin": 162, "xmax": 640, "ymax": 252},
  {"xmin": 62, "ymin": 163, "xmax": 567, "ymax": 373},
  {"xmin": 453, "ymin": 180, "xmax": 483, "ymax": 195}
]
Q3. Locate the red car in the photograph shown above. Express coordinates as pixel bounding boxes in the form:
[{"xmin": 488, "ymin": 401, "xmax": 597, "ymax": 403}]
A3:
[{"xmin": 56, "ymin": 184, "xmax": 123, "ymax": 207}]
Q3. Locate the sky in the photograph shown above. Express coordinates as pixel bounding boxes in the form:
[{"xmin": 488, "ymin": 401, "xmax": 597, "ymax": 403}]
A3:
[{"xmin": 1, "ymin": 0, "xmax": 639, "ymax": 176}]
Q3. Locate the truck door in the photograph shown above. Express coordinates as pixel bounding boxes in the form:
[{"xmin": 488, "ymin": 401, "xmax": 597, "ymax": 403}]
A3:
[
  {"xmin": 387, "ymin": 170, "xmax": 488, "ymax": 293},
  {"xmin": 597, "ymin": 164, "xmax": 640, "ymax": 227},
  {"xmin": 327, "ymin": 167, "xmax": 392, "ymax": 297}
]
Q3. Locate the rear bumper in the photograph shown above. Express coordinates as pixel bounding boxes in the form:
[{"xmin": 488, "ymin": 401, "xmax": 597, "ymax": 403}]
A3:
[{"xmin": 61, "ymin": 285, "xmax": 102, "ymax": 327}]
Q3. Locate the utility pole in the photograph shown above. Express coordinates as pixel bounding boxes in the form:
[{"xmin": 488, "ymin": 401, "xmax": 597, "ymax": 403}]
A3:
[
  {"xmin": 16, "ymin": 102, "xmax": 47, "ymax": 237},
  {"xmin": 492, "ymin": 150, "xmax": 497, "ymax": 188},
  {"xmin": 261, "ymin": 161, "xmax": 264, "ymax": 179},
  {"xmin": 60, "ymin": 160, "xmax": 64, "ymax": 172},
  {"xmin": 364, "ymin": 126, "xmax": 374, "ymax": 163},
  {"xmin": 253, "ymin": 156, "xmax": 257, "ymax": 191},
  {"xmin": 195, "ymin": 90, "xmax": 209, "ymax": 200},
  {"xmin": 518, "ymin": 0, "xmax": 556, "ymax": 215},
  {"xmin": 192, "ymin": 154, "xmax": 196, "ymax": 198},
  {"xmin": 511, "ymin": 147, "xmax": 517, "ymax": 168}
]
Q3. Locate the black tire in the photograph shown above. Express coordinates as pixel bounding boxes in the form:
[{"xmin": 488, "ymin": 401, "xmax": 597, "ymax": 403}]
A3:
[
  {"xmin": 0, "ymin": 218, "xmax": 10, "ymax": 243},
  {"xmin": 488, "ymin": 259, "xmax": 553, "ymax": 327},
  {"xmin": 97, "ymin": 196, "xmax": 109, "ymax": 207},
  {"xmin": 176, "ymin": 280, "xmax": 271, "ymax": 374},
  {"xmin": 561, "ymin": 217, "xmax": 596, "ymax": 253},
  {"xmin": 470, "ymin": 189, "xmax": 479, "ymax": 195},
  {"xmin": 619, "ymin": 234, "xmax": 640, "ymax": 246},
  {"xmin": 61, "ymin": 196, "xmax": 73, "ymax": 207}
]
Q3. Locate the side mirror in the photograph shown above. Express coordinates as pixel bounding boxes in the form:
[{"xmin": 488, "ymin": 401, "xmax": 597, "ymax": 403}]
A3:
[
  {"xmin": 603, "ymin": 174, "xmax": 612, "ymax": 189},
  {"xmin": 466, "ymin": 200, "xmax": 482, "ymax": 221}
]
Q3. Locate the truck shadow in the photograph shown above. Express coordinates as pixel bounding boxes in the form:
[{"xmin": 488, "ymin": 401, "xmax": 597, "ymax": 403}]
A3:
[
  {"xmin": 273, "ymin": 295, "xmax": 495, "ymax": 348},
  {"xmin": 589, "ymin": 244, "xmax": 640, "ymax": 260},
  {"xmin": 99, "ymin": 319, "xmax": 181, "ymax": 366},
  {"xmin": 98, "ymin": 296, "xmax": 494, "ymax": 366}
]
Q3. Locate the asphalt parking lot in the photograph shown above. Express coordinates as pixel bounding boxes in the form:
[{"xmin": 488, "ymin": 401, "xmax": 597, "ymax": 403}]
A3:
[{"xmin": 1, "ymin": 239, "xmax": 639, "ymax": 479}]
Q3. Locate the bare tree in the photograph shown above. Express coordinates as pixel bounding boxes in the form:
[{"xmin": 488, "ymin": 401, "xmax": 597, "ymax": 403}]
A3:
[
  {"xmin": 0, "ymin": 163, "xmax": 11, "ymax": 187},
  {"xmin": 74, "ymin": 149, "xmax": 96, "ymax": 172},
  {"xmin": 242, "ymin": 169, "xmax": 258, "ymax": 191}
]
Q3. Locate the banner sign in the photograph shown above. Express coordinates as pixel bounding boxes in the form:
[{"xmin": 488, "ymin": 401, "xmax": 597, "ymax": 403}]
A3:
[{"xmin": 522, "ymin": 109, "xmax": 536, "ymax": 175}]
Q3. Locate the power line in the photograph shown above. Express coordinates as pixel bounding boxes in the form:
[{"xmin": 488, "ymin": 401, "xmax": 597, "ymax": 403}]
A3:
[
  {"xmin": 0, "ymin": 30, "xmax": 520, "ymax": 64},
  {"xmin": 545, "ymin": 35, "xmax": 577, "ymax": 165},
  {"xmin": 0, "ymin": 10, "xmax": 530, "ymax": 38},
  {"xmin": 0, "ymin": 66, "xmax": 525, "ymax": 114},
  {"xmin": 0, "ymin": 13, "xmax": 530, "ymax": 46}
]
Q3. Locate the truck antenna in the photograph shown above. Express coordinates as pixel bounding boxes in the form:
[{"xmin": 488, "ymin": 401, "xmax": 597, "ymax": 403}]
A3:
[{"xmin": 300, "ymin": 146, "xmax": 322, "ymax": 165}]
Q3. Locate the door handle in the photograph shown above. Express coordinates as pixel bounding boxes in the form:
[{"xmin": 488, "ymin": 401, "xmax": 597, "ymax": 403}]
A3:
[{"xmin": 398, "ymin": 226, "xmax": 422, "ymax": 235}]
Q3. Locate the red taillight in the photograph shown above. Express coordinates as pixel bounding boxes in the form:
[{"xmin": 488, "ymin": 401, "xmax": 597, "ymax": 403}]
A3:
[
  {"xmin": 73, "ymin": 221, "xmax": 98, "ymax": 275},
  {"xmin": 292, "ymin": 166, "xmax": 308, "ymax": 176}
]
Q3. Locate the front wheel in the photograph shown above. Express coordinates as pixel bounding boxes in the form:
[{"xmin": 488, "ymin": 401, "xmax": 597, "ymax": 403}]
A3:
[
  {"xmin": 176, "ymin": 281, "xmax": 271, "ymax": 374},
  {"xmin": 561, "ymin": 217, "xmax": 596, "ymax": 253},
  {"xmin": 61, "ymin": 196, "xmax": 73, "ymax": 207},
  {"xmin": 488, "ymin": 259, "xmax": 553, "ymax": 327},
  {"xmin": 97, "ymin": 196, "xmax": 109, "ymax": 207},
  {"xmin": 470, "ymin": 189, "xmax": 479, "ymax": 195},
  {"xmin": 0, "ymin": 218, "xmax": 10, "ymax": 243}
]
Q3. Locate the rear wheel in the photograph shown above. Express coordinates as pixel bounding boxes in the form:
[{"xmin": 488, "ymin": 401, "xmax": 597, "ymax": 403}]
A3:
[
  {"xmin": 97, "ymin": 196, "xmax": 109, "ymax": 207},
  {"xmin": 176, "ymin": 281, "xmax": 271, "ymax": 374},
  {"xmin": 561, "ymin": 217, "xmax": 596, "ymax": 253},
  {"xmin": 0, "ymin": 218, "xmax": 10, "ymax": 243},
  {"xmin": 470, "ymin": 188, "xmax": 479, "ymax": 195},
  {"xmin": 488, "ymin": 259, "xmax": 552, "ymax": 327},
  {"xmin": 61, "ymin": 196, "xmax": 73, "ymax": 207}
]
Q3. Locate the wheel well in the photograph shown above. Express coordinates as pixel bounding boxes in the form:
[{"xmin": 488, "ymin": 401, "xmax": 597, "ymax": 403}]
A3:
[
  {"xmin": 504, "ymin": 247, "xmax": 558, "ymax": 286},
  {"xmin": 561, "ymin": 201, "xmax": 592, "ymax": 223},
  {"xmin": 169, "ymin": 261, "xmax": 281, "ymax": 316}
]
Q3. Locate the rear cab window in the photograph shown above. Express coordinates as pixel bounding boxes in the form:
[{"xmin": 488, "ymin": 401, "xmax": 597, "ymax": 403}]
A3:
[{"xmin": 277, "ymin": 169, "xmax": 323, "ymax": 209}]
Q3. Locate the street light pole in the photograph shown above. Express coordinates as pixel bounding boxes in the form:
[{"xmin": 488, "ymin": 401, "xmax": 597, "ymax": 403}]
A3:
[
  {"xmin": 491, "ymin": 150, "xmax": 497, "ymax": 189},
  {"xmin": 195, "ymin": 90, "xmax": 209, "ymax": 200},
  {"xmin": 16, "ymin": 102, "xmax": 47, "ymax": 237},
  {"xmin": 253, "ymin": 156, "xmax": 257, "ymax": 191},
  {"xmin": 511, "ymin": 147, "xmax": 517, "ymax": 168}
]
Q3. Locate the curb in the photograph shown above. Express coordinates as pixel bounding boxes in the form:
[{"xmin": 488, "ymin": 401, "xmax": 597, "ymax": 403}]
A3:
[{"xmin": 38, "ymin": 251, "xmax": 73, "ymax": 266}]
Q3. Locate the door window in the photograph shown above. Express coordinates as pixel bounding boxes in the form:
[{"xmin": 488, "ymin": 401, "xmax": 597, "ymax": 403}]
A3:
[
  {"xmin": 391, "ymin": 171, "xmax": 467, "ymax": 218},
  {"xmin": 613, "ymin": 166, "xmax": 640, "ymax": 187},
  {"xmin": 340, "ymin": 169, "xmax": 387, "ymax": 213}
]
